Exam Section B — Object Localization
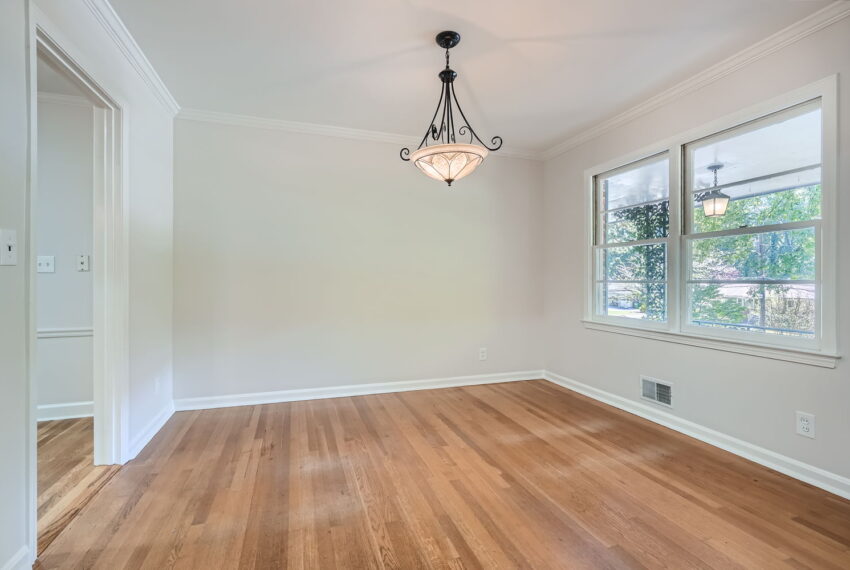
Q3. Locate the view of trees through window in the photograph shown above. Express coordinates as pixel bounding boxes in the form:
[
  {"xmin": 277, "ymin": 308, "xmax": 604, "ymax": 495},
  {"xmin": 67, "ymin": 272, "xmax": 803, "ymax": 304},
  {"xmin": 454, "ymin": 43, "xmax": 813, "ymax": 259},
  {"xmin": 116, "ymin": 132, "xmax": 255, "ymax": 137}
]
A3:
[
  {"xmin": 688, "ymin": 186, "xmax": 819, "ymax": 336},
  {"xmin": 686, "ymin": 101, "xmax": 821, "ymax": 338},
  {"xmin": 596, "ymin": 156, "xmax": 668, "ymax": 322},
  {"xmin": 594, "ymin": 99, "xmax": 822, "ymax": 342}
]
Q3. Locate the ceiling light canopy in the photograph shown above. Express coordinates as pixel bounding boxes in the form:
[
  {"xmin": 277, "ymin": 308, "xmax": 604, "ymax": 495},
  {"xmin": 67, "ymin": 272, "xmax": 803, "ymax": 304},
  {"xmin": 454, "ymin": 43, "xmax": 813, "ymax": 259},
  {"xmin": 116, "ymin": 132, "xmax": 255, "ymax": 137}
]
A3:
[{"xmin": 400, "ymin": 31, "xmax": 502, "ymax": 186}]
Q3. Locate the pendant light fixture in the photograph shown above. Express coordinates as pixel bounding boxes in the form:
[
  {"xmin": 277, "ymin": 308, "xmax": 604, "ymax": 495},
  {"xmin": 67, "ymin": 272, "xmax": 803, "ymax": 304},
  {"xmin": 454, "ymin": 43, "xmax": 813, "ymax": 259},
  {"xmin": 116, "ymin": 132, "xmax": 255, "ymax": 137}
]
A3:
[
  {"xmin": 400, "ymin": 31, "xmax": 502, "ymax": 186},
  {"xmin": 700, "ymin": 163, "xmax": 730, "ymax": 217}
]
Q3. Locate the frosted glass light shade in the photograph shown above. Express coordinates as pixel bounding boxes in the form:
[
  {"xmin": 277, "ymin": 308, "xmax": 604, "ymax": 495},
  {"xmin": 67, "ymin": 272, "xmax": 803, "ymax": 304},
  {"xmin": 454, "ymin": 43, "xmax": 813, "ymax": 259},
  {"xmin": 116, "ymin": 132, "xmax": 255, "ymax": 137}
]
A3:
[
  {"xmin": 409, "ymin": 143, "xmax": 488, "ymax": 186},
  {"xmin": 701, "ymin": 190, "xmax": 730, "ymax": 217}
]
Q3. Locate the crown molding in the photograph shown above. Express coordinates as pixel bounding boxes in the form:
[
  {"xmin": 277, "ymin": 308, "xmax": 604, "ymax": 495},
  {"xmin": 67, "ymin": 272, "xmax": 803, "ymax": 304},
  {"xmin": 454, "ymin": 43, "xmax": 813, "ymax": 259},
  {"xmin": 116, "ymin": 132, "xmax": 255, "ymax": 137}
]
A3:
[
  {"xmin": 542, "ymin": 0, "xmax": 850, "ymax": 160},
  {"xmin": 37, "ymin": 92, "xmax": 92, "ymax": 107},
  {"xmin": 177, "ymin": 107, "xmax": 541, "ymax": 161},
  {"xmin": 81, "ymin": 0, "xmax": 180, "ymax": 115}
]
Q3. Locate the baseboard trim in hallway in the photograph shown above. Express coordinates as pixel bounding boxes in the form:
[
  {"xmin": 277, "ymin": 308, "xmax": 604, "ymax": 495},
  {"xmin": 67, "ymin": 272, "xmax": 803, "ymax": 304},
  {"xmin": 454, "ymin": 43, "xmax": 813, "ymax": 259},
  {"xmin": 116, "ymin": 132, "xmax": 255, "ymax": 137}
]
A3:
[
  {"xmin": 0, "ymin": 546, "xmax": 29, "ymax": 570},
  {"xmin": 173, "ymin": 370, "xmax": 546, "ymax": 411},
  {"xmin": 543, "ymin": 370, "xmax": 850, "ymax": 501},
  {"xmin": 36, "ymin": 401, "xmax": 94, "ymax": 422}
]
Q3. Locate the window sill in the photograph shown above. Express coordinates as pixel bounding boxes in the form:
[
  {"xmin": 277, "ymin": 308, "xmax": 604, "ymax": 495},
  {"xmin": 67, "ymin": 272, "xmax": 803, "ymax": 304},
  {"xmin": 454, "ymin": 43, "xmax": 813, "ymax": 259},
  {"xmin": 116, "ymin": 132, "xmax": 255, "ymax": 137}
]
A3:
[{"xmin": 581, "ymin": 320, "xmax": 840, "ymax": 368}]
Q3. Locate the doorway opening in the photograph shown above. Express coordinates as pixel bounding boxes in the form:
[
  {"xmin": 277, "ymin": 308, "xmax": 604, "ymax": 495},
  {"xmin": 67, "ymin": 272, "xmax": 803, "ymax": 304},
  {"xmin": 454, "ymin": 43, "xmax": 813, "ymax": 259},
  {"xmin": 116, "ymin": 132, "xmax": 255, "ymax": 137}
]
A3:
[{"xmin": 28, "ymin": 26, "xmax": 130, "ymax": 558}]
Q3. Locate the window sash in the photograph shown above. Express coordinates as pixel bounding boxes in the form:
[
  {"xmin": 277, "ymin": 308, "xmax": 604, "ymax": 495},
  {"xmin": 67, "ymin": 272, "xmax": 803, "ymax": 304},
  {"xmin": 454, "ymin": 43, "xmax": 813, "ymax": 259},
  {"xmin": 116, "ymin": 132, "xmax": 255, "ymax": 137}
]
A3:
[
  {"xmin": 593, "ymin": 154, "xmax": 671, "ymax": 325},
  {"xmin": 586, "ymin": 84, "xmax": 834, "ymax": 356},
  {"xmin": 594, "ymin": 152, "xmax": 669, "ymax": 246},
  {"xmin": 683, "ymin": 99, "xmax": 822, "ymax": 237}
]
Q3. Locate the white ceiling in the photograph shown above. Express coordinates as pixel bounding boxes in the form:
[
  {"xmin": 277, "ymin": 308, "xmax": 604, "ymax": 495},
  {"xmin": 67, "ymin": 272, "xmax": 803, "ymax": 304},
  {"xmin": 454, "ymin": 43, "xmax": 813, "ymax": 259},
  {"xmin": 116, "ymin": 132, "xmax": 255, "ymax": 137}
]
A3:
[{"xmin": 109, "ymin": 0, "xmax": 831, "ymax": 152}]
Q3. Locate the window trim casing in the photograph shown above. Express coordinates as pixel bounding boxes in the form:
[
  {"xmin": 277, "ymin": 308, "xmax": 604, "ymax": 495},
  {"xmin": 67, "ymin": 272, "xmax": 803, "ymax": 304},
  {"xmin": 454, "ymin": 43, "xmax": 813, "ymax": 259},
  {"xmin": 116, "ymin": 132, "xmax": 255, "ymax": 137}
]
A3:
[{"xmin": 583, "ymin": 75, "xmax": 839, "ymax": 368}]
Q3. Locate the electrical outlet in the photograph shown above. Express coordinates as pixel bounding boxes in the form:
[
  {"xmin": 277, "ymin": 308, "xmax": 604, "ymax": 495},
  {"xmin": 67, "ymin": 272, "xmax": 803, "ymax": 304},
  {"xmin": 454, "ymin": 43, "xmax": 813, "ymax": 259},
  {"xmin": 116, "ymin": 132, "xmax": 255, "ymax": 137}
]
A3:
[
  {"xmin": 77, "ymin": 254, "xmax": 90, "ymax": 272},
  {"xmin": 796, "ymin": 411, "xmax": 815, "ymax": 439},
  {"xmin": 479, "ymin": 347, "xmax": 487, "ymax": 361}
]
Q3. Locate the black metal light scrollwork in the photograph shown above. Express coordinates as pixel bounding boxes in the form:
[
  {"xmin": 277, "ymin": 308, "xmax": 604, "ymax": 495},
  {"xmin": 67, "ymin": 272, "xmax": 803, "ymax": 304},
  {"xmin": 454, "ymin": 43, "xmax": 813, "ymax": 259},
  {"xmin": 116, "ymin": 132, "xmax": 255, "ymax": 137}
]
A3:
[{"xmin": 400, "ymin": 31, "xmax": 503, "ymax": 186}]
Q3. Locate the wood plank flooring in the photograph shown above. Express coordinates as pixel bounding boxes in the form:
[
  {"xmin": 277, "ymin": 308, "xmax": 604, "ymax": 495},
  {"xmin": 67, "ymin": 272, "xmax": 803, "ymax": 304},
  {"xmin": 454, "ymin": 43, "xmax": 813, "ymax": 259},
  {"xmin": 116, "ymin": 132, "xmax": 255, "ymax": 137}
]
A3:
[
  {"xmin": 37, "ymin": 418, "xmax": 121, "ymax": 555},
  {"xmin": 37, "ymin": 380, "xmax": 850, "ymax": 569}
]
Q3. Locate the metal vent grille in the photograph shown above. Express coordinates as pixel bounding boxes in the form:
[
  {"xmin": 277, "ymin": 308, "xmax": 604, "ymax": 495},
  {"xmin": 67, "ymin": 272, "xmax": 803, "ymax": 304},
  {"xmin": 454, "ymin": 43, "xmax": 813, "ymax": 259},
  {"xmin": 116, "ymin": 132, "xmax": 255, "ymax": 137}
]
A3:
[
  {"xmin": 655, "ymin": 383, "xmax": 672, "ymax": 406},
  {"xmin": 641, "ymin": 376, "xmax": 673, "ymax": 407}
]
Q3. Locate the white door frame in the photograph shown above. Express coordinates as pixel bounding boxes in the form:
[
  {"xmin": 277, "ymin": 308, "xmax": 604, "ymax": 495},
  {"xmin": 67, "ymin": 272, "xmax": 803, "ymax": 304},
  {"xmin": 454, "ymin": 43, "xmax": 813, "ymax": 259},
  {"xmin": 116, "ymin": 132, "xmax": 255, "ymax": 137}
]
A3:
[{"xmin": 26, "ymin": 10, "xmax": 130, "ymax": 557}]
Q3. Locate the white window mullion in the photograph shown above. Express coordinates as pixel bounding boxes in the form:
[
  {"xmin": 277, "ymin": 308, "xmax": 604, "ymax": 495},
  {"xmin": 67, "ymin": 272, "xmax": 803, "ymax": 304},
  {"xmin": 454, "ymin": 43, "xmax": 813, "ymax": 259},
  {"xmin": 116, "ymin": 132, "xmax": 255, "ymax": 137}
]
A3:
[{"xmin": 668, "ymin": 144, "xmax": 682, "ymax": 334}]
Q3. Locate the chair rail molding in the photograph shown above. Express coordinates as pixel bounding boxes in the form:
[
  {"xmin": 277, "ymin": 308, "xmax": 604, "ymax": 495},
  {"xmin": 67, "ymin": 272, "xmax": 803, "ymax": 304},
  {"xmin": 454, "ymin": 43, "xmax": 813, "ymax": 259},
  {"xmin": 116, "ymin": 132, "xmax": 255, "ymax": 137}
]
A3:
[{"xmin": 36, "ymin": 327, "xmax": 94, "ymax": 339}]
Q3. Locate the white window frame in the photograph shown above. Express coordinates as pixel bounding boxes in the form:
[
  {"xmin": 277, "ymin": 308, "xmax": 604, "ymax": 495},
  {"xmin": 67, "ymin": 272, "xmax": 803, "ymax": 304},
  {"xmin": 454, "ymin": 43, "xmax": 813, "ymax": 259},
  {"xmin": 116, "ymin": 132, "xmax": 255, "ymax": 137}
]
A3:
[
  {"xmin": 583, "ymin": 76, "xmax": 839, "ymax": 368},
  {"xmin": 591, "ymin": 152, "xmax": 671, "ymax": 331}
]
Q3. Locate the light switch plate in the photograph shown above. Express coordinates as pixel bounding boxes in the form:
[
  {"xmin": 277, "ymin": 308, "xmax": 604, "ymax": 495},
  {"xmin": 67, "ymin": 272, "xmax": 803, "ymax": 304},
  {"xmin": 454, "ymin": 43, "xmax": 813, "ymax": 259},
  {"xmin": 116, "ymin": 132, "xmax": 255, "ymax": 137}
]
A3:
[
  {"xmin": 37, "ymin": 255, "xmax": 55, "ymax": 273},
  {"xmin": 0, "ymin": 229, "xmax": 17, "ymax": 265},
  {"xmin": 77, "ymin": 254, "xmax": 90, "ymax": 272}
]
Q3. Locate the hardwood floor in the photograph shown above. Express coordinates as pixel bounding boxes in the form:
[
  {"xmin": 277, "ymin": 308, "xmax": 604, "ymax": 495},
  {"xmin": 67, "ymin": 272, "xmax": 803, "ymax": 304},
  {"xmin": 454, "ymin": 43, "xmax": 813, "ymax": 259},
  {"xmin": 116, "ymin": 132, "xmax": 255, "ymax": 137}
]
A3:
[
  {"xmin": 38, "ymin": 380, "xmax": 850, "ymax": 569},
  {"xmin": 37, "ymin": 418, "xmax": 121, "ymax": 555}
]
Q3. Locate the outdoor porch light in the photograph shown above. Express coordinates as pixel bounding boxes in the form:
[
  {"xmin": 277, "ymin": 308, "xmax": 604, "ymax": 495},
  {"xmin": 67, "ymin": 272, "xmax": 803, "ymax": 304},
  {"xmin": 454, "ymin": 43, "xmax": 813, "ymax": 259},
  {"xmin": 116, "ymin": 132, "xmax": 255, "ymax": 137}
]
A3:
[
  {"xmin": 400, "ymin": 31, "xmax": 503, "ymax": 186},
  {"xmin": 700, "ymin": 163, "xmax": 730, "ymax": 217}
]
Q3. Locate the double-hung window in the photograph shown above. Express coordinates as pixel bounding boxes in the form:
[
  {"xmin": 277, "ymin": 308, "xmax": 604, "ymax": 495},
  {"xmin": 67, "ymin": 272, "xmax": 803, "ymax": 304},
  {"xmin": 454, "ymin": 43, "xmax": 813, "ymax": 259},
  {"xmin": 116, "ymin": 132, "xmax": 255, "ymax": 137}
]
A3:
[
  {"xmin": 587, "ymin": 79, "xmax": 837, "ymax": 365},
  {"xmin": 683, "ymin": 101, "xmax": 821, "ymax": 344},
  {"xmin": 594, "ymin": 155, "xmax": 669, "ymax": 324}
]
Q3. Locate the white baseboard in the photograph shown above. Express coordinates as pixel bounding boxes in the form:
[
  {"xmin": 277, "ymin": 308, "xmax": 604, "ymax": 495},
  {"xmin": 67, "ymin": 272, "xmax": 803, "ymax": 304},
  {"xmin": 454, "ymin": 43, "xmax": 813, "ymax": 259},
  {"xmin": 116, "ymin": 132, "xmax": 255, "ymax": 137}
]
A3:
[
  {"xmin": 127, "ymin": 401, "xmax": 175, "ymax": 461},
  {"xmin": 166, "ymin": 367, "xmax": 850, "ymax": 501},
  {"xmin": 543, "ymin": 370, "xmax": 850, "ymax": 501},
  {"xmin": 174, "ymin": 370, "xmax": 546, "ymax": 411},
  {"xmin": 37, "ymin": 401, "xmax": 94, "ymax": 421},
  {"xmin": 1, "ymin": 546, "xmax": 29, "ymax": 570}
]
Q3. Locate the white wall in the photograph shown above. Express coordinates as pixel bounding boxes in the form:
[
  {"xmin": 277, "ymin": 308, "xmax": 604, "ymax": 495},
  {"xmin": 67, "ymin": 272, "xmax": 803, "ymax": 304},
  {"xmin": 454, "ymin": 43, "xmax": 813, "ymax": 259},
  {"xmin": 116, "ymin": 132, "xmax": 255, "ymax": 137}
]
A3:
[
  {"xmin": 173, "ymin": 119, "xmax": 544, "ymax": 400},
  {"xmin": 543, "ymin": 17, "xmax": 850, "ymax": 480},
  {"xmin": 32, "ymin": 0, "xmax": 176, "ymax": 446},
  {"xmin": 0, "ymin": 0, "xmax": 33, "ymax": 566},
  {"xmin": 36, "ymin": 98, "xmax": 94, "ymax": 416},
  {"xmin": 0, "ymin": 1, "xmax": 176, "ymax": 564}
]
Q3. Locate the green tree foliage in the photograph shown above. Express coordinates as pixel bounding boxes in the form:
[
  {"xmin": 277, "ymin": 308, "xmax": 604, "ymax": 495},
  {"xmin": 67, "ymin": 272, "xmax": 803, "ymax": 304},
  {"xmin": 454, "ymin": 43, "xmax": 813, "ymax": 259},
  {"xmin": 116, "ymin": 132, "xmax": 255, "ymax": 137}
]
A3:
[
  {"xmin": 690, "ymin": 185, "xmax": 820, "ymax": 334},
  {"xmin": 602, "ymin": 184, "xmax": 820, "ymax": 335},
  {"xmin": 603, "ymin": 201, "xmax": 668, "ymax": 320}
]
